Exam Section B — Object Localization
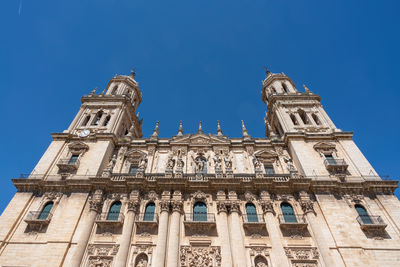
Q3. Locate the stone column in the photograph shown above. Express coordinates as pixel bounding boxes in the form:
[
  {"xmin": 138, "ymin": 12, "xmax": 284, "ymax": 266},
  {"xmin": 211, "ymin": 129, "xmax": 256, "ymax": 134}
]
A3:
[
  {"xmin": 114, "ymin": 191, "xmax": 139, "ymax": 267},
  {"xmin": 216, "ymin": 201, "xmax": 233, "ymax": 267},
  {"xmin": 70, "ymin": 189, "xmax": 103, "ymax": 267},
  {"xmin": 299, "ymin": 191, "xmax": 343, "ymax": 267},
  {"xmin": 166, "ymin": 192, "xmax": 183, "ymax": 267},
  {"xmin": 151, "ymin": 196, "xmax": 170, "ymax": 267},
  {"xmin": 228, "ymin": 202, "xmax": 247, "ymax": 267},
  {"xmin": 259, "ymin": 192, "xmax": 290, "ymax": 267}
]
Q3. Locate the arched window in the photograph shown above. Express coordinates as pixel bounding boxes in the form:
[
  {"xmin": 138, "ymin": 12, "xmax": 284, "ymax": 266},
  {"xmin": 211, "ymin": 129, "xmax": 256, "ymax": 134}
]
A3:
[
  {"xmin": 254, "ymin": 255, "xmax": 268, "ymax": 266},
  {"xmin": 144, "ymin": 202, "xmax": 155, "ymax": 221},
  {"xmin": 290, "ymin": 114, "xmax": 298, "ymax": 125},
  {"xmin": 312, "ymin": 113, "xmax": 321, "ymax": 125},
  {"xmin": 107, "ymin": 201, "xmax": 121, "ymax": 221},
  {"xmin": 193, "ymin": 202, "xmax": 207, "ymax": 222},
  {"xmin": 281, "ymin": 202, "xmax": 297, "ymax": 223},
  {"xmin": 103, "ymin": 115, "xmax": 111, "ymax": 126},
  {"xmin": 81, "ymin": 115, "xmax": 91, "ymax": 126},
  {"xmin": 298, "ymin": 109, "xmax": 309, "ymax": 125},
  {"xmin": 111, "ymin": 85, "xmax": 118, "ymax": 95},
  {"xmin": 134, "ymin": 253, "xmax": 148, "ymax": 267},
  {"xmin": 246, "ymin": 203, "xmax": 258, "ymax": 222},
  {"xmin": 355, "ymin": 204, "xmax": 373, "ymax": 224},
  {"xmin": 91, "ymin": 111, "xmax": 103, "ymax": 126},
  {"xmin": 282, "ymin": 82, "xmax": 288, "ymax": 93},
  {"xmin": 38, "ymin": 201, "xmax": 53, "ymax": 220}
]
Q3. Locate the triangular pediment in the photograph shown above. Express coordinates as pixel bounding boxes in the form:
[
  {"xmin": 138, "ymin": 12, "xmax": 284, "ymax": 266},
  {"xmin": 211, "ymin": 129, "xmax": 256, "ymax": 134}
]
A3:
[
  {"xmin": 170, "ymin": 133, "xmax": 230, "ymax": 146},
  {"xmin": 254, "ymin": 149, "xmax": 278, "ymax": 159}
]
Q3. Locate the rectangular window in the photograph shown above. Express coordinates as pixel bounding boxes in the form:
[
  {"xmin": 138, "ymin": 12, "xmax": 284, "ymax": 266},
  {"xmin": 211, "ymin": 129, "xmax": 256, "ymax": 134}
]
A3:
[
  {"xmin": 325, "ymin": 154, "xmax": 335, "ymax": 164},
  {"xmin": 68, "ymin": 155, "xmax": 79, "ymax": 164},
  {"xmin": 265, "ymin": 165, "xmax": 275, "ymax": 175},
  {"xmin": 129, "ymin": 165, "xmax": 138, "ymax": 174}
]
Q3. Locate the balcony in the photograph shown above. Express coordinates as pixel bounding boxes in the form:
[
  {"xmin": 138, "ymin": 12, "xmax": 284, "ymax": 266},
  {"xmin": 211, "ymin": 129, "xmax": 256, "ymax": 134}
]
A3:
[
  {"xmin": 184, "ymin": 213, "xmax": 217, "ymax": 235},
  {"xmin": 95, "ymin": 212, "xmax": 124, "ymax": 227},
  {"xmin": 135, "ymin": 213, "xmax": 158, "ymax": 233},
  {"xmin": 324, "ymin": 158, "xmax": 348, "ymax": 173},
  {"xmin": 357, "ymin": 215, "xmax": 387, "ymax": 231},
  {"xmin": 278, "ymin": 214, "xmax": 308, "ymax": 231},
  {"xmin": 242, "ymin": 214, "xmax": 266, "ymax": 232},
  {"xmin": 24, "ymin": 211, "xmax": 53, "ymax": 226},
  {"xmin": 57, "ymin": 158, "xmax": 80, "ymax": 172}
]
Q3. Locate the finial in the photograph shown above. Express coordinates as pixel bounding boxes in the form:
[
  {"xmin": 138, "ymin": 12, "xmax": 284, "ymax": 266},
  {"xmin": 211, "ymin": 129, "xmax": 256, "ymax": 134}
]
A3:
[
  {"xmin": 100, "ymin": 89, "xmax": 105, "ymax": 95},
  {"xmin": 151, "ymin": 121, "xmax": 159, "ymax": 138},
  {"xmin": 241, "ymin": 120, "xmax": 249, "ymax": 137},
  {"xmin": 90, "ymin": 87, "xmax": 97, "ymax": 96},
  {"xmin": 264, "ymin": 66, "xmax": 271, "ymax": 77},
  {"xmin": 177, "ymin": 120, "xmax": 183, "ymax": 136},
  {"xmin": 217, "ymin": 120, "xmax": 223, "ymax": 136},
  {"xmin": 198, "ymin": 121, "xmax": 203, "ymax": 134},
  {"xmin": 303, "ymin": 84, "xmax": 312, "ymax": 94},
  {"xmin": 130, "ymin": 68, "xmax": 136, "ymax": 79}
]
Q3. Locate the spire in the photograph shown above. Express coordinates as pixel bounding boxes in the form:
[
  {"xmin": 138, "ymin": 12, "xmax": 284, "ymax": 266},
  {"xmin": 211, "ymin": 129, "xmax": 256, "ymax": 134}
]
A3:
[
  {"xmin": 90, "ymin": 87, "xmax": 97, "ymax": 96},
  {"xmin": 217, "ymin": 120, "xmax": 223, "ymax": 136},
  {"xmin": 177, "ymin": 120, "xmax": 183, "ymax": 136},
  {"xmin": 264, "ymin": 66, "xmax": 272, "ymax": 77},
  {"xmin": 198, "ymin": 121, "xmax": 203, "ymax": 134},
  {"xmin": 151, "ymin": 121, "xmax": 159, "ymax": 139},
  {"xmin": 241, "ymin": 120, "xmax": 250, "ymax": 138},
  {"xmin": 130, "ymin": 68, "xmax": 136, "ymax": 79}
]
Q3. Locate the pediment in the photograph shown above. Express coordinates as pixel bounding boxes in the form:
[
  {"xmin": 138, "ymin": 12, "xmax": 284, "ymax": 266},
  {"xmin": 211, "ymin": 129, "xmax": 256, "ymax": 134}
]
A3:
[
  {"xmin": 254, "ymin": 149, "xmax": 278, "ymax": 159},
  {"xmin": 171, "ymin": 133, "xmax": 230, "ymax": 146},
  {"xmin": 313, "ymin": 142, "xmax": 336, "ymax": 150},
  {"xmin": 125, "ymin": 149, "xmax": 146, "ymax": 160}
]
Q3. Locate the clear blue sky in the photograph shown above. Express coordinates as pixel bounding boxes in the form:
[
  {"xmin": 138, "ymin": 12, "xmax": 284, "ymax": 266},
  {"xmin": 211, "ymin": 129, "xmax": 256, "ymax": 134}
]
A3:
[{"xmin": 1, "ymin": 0, "xmax": 399, "ymax": 213}]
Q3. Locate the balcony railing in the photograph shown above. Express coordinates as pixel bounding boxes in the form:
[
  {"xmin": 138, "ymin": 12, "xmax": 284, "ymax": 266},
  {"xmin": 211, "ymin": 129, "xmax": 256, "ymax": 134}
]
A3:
[
  {"xmin": 184, "ymin": 213, "xmax": 216, "ymax": 223},
  {"xmin": 25, "ymin": 211, "xmax": 53, "ymax": 225},
  {"xmin": 324, "ymin": 158, "xmax": 348, "ymax": 173},
  {"xmin": 95, "ymin": 212, "xmax": 124, "ymax": 227},
  {"xmin": 57, "ymin": 158, "xmax": 80, "ymax": 172},
  {"xmin": 242, "ymin": 214, "xmax": 265, "ymax": 223},
  {"xmin": 356, "ymin": 215, "xmax": 387, "ymax": 231},
  {"xmin": 136, "ymin": 213, "xmax": 158, "ymax": 224},
  {"xmin": 278, "ymin": 214, "xmax": 308, "ymax": 230}
]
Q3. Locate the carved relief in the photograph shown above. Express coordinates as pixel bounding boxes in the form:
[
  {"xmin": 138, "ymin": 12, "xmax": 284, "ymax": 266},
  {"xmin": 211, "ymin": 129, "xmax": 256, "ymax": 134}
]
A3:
[
  {"xmin": 180, "ymin": 246, "xmax": 221, "ymax": 267},
  {"xmin": 131, "ymin": 244, "xmax": 153, "ymax": 267},
  {"xmin": 86, "ymin": 244, "xmax": 119, "ymax": 267},
  {"xmin": 284, "ymin": 247, "xmax": 319, "ymax": 260},
  {"xmin": 68, "ymin": 141, "xmax": 89, "ymax": 155}
]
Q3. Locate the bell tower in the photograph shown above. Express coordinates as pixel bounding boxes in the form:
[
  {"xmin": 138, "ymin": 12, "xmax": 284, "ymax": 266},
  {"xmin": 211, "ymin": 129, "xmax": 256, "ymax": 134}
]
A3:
[
  {"xmin": 31, "ymin": 72, "xmax": 143, "ymax": 178},
  {"xmin": 262, "ymin": 70, "xmax": 378, "ymax": 179},
  {"xmin": 67, "ymin": 71, "xmax": 142, "ymax": 138}
]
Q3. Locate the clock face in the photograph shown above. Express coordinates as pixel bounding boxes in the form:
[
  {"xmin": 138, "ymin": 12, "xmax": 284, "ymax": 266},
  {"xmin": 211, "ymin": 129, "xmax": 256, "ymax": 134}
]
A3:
[{"xmin": 78, "ymin": 129, "xmax": 90, "ymax": 137}]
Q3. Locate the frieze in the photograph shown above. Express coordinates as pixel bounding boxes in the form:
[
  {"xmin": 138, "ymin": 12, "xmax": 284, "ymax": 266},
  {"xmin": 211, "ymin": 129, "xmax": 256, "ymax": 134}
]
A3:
[{"xmin": 284, "ymin": 247, "xmax": 319, "ymax": 260}]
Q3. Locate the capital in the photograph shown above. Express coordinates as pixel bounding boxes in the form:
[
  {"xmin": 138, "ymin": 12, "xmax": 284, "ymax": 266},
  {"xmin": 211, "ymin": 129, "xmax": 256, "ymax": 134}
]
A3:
[
  {"xmin": 159, "ymin": 200, "xmax": 170, "ymax": 212},
  {"xmin": 216, "ymin": 201, "xmax": 228, "ymax": 214}
]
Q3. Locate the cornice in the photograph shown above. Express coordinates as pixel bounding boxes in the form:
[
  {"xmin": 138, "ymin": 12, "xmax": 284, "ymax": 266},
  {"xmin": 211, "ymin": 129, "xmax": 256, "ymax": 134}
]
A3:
[
  {"xmin": 51, "ymin": 133, "xmax": 118, "ymax": 143},
  {"xmin": 12, "ymin": 175, "xmax": 397, "ymax": 196}
]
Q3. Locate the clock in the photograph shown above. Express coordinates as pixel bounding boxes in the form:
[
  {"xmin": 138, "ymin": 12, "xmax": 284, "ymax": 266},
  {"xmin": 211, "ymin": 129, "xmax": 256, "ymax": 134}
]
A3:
[{"xmin": 78, "ymin": 129, "xmax": 90, "ymax": 138}]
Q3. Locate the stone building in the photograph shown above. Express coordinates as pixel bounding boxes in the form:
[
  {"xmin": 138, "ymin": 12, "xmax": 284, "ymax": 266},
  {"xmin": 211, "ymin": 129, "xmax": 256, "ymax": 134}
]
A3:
[{"xmin": 0, "ymin": 70, "xmax": 399, "ymax": 267}]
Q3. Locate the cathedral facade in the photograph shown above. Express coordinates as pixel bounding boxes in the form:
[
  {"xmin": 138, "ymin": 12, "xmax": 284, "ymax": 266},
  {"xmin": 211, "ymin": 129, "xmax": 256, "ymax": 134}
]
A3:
[{"xmin": 0, "ymin": 71, "xmax": 399, "ymax": 267}]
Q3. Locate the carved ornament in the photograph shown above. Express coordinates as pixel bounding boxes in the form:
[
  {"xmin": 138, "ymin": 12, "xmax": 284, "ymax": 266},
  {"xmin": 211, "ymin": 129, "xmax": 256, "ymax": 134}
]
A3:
[{"xmin": 180, "ymin": 246, "xmax": 221, "ymax": 267}]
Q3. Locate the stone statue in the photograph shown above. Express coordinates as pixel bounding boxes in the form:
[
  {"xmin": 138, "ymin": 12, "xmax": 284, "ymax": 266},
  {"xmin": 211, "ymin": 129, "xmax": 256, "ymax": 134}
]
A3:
[
  {"xmin": 105, "ymin": 155, "xmax": 116, "ymax": 170},
  {"xmin": 214, "ymin": 154, "xmax": 222, "ymax": 169},
  {"xmin": 166, "ymin": 156, "xmax": 175, "ymax": 169},
  {"xmin": 90, "ymin": 87, "xmax": 97, "ymax": 96},
  {"xmin": 194, "ymin": 157, "xmax": 205, "ymax": 173},
  {"xmin": 253, "ymin": 157, "xmax": 262, "ymax": 170},
  {"xmin": 138, "ymin": 156, "xmax": 147, "ymax": 171},
  {"xmin": 283, "ymin": 155, "xmax": 296, "ymax": 172},
  {"xmin": 176, "ymin": 157, "xmax": 184, "ymax": 169},
  {"xmin": 224, "ymin": 155, "xmax": 232, "ymax": 169}
]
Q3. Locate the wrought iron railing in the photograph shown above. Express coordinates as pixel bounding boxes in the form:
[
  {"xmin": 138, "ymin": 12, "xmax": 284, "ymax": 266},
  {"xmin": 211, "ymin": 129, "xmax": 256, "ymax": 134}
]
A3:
[
  {"xmin": 242, "ymin": 214, "xmax": 265, "ymax": 223},
  {"xmin": 184, "ymin": 213, "xmax": 216, "ymax": 223},
  {"xmin": 278, "ymin": 214, "xmax": 307, "ymax": 224},
  {"xmin": 25, "ymin": 211, "xmax": 53, "ymax": 223},
  {"xmin": 136, "ymin": 213, "xmax": 158, "ymax": 222},
  {"xmin": 356, "ymin": 215, "xmax": 386, "ymax": 226},
  {"xmin": 96, "ymin": 212, "xmax": 124, "ymax": 222}
]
